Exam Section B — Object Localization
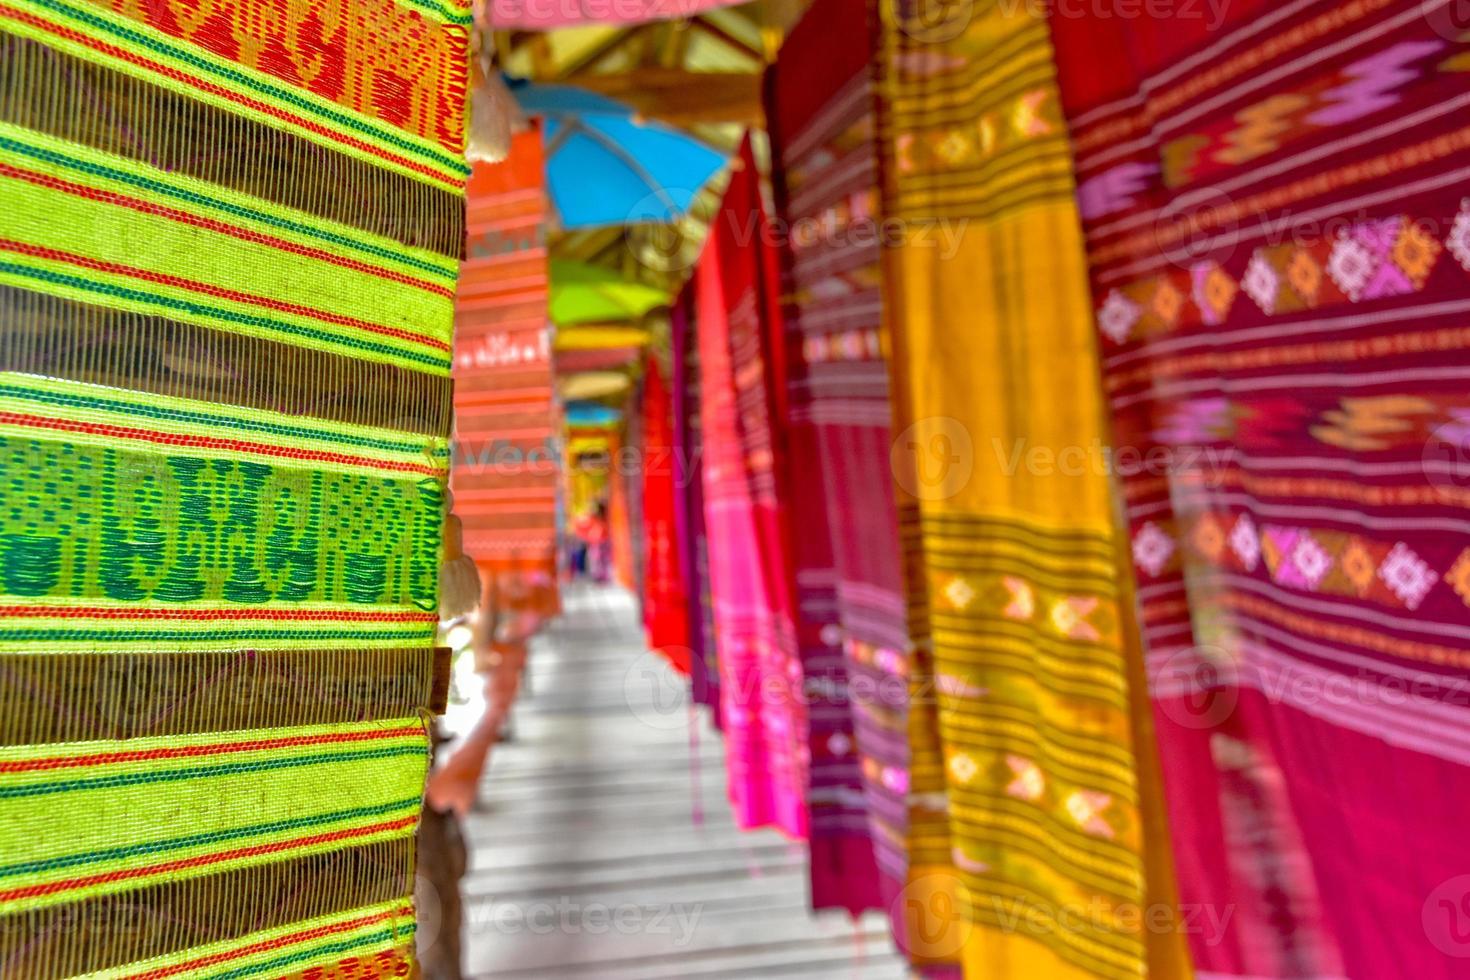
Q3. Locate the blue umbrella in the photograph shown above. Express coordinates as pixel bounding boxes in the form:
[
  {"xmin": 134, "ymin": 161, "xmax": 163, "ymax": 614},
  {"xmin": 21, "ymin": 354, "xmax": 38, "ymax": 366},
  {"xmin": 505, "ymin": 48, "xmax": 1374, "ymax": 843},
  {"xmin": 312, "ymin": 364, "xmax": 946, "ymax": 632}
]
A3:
[
  {"xmin": 509, "ymin": 81, "xmax": 726, "ymax": 230},
  {"xmin": 565, "ymin": 401, "xmax": 623, "ymax": 427}
]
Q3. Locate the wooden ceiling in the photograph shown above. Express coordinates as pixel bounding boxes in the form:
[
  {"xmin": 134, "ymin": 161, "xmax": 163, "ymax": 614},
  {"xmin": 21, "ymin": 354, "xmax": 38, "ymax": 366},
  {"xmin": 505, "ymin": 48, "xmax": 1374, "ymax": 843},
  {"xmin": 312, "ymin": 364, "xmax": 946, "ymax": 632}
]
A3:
[
  {"xmin": 492, "ymin": 4, "xmax": 807, "ymax": 137},
  {"xmin": 493, "ymin": 2, "xmax": 803, "ymax": 290}
]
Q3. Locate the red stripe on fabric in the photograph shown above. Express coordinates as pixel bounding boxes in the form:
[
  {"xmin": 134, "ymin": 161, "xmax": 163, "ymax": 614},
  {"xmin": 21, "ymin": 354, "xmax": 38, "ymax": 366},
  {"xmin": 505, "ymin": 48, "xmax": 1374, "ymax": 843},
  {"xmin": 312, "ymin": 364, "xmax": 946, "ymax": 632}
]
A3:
[
  {"xmin": 0, "ymin": 238, "xmax": 450, "ymax": 353},
  {"xmin": 453, "ymin": 392, "xmax": 556, "ymax": 406},
  {"xmin": 0, "ymin": 163, "xmax": 454, "ymax": 299},
  {"xmin": 125, "ymin": 905, "xmax": 415, "ymax": 980},
  {"xmin": 455, "ymin": 492, "xmax": 558, "ymax": 503},
  {"xmin": 454, "ymin": 315, "xmax": 546, "ymax": 331},
  {"xmin": 0, "ymin": 412, "xmax": 444, "ymax": 476},
  {"xmin": 0, "ymin": 3, "xmax": 463, "ymax": 183},
  {"xmin": 0, "ymin": 605, "xmax": 437, "ymax": 623},
  {"xmin": 0, "ymin": 726, "xmax": 425, "ymax": 774},
  {"xmin": 0, "ymin": 818, "xmax": 420, "ymax": 904},
  {"xmin": 449, "ymin": 426, "xmax": 555, "ymax": 441}
]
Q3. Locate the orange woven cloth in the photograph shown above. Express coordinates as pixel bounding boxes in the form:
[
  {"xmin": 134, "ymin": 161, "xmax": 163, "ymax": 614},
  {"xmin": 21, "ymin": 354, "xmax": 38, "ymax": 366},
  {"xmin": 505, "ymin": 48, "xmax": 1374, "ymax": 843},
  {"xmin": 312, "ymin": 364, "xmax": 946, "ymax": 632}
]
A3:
[{"xmin": 451, "ymin": 128, "xmax": 560, "ymax": 616}]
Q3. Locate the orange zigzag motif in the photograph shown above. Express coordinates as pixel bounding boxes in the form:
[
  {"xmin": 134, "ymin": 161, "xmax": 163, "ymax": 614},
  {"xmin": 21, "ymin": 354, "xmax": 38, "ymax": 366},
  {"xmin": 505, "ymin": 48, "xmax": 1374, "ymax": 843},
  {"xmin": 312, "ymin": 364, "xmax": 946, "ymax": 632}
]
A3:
[
  {"xmin": 1161, "ymin": 37, "xmax": 1458, "ymax": 187},
  {"xmin": 101, "ymin": 0, "xmax": 469, "ymax": 152},
  {"xmin": 1215, "ymin": 94, "xmax": 1311, "ymax": 165}
]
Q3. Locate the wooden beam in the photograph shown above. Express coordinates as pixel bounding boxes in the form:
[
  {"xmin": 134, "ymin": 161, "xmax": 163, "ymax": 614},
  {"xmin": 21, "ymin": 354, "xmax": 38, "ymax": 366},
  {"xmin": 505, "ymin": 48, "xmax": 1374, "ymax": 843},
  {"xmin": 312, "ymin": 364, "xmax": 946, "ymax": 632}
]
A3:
[
  {"xmin": 754, "ymin": 0, "xmax": 811, "ymax": 55},
  {"xmin": 492, "ymin": 29, "xmax": 517, "ymax": 67},
  {"xmin": 558, "ymin": 24, "xmax": 656, "ymax": 78},
  {"xmin": 637, "ymin": 23, "xmax": 663, "ymax": 66},
  {"xmin": 528, "ymin": 33, "xmax": 556, "ymax": 77},
  {"xmin": 569, "ymin": 68, "xmax": 762, "ymax": 127},
  {"xmin": 687, "ymin": 15, "xmax": 763, "ymax": 61},
  {"xmin": 660, "ymin": 21, "xmax": 691, "ymax": 68}
]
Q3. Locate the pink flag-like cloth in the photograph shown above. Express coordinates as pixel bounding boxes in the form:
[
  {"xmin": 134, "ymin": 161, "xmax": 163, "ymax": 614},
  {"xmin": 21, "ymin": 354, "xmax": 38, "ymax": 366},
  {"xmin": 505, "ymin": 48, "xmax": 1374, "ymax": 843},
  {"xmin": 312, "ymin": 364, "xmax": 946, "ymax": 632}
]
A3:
[
  {"xmin": 697, "ymin": 138, "xmax": 807, "ymax": 838},
  {"xmin": 486, "ymin": 0, "xmax": 744, "ymax": 29}
]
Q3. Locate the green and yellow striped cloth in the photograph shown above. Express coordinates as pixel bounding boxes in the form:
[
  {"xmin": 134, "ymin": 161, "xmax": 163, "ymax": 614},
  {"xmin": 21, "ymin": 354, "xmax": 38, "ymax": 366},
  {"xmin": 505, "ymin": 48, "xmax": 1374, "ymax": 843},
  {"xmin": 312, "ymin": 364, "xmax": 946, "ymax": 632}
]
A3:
[{"xmin": 0, "ymin": 0, "xmax": 468, "ymax": 972}]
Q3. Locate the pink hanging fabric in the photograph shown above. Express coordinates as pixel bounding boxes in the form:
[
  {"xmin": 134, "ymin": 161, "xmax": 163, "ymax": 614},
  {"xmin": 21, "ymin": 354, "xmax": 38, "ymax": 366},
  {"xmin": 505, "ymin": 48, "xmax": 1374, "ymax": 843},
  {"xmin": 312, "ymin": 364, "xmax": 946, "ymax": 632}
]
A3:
[
  {"xmin": 697, "ymin": 140, "xmax": 808, "ymax": 838},
  {"xmin": 486, "ymin": 0, "xmax": 743, "ymax": 30}
]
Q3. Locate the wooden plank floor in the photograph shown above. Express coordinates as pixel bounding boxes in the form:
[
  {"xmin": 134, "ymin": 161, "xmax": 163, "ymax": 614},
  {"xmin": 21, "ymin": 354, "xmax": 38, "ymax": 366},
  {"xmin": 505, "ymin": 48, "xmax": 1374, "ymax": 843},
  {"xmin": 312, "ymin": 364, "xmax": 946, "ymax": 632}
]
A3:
[{"xmin": 452, "ymin": 582, "xmax": 909, "ymax": 979}]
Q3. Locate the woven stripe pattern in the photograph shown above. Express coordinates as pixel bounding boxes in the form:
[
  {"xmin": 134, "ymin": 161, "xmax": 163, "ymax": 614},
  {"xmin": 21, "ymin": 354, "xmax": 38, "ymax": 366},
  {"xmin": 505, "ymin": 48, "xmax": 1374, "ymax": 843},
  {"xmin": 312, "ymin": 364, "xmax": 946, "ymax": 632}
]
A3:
[
  {"xmin": 0, "ymin": 0, "xmax": 467, "ymax": 972},
  {"xmin": 450, "ymin": 136, "xmax": 560, "ymax": 612}
]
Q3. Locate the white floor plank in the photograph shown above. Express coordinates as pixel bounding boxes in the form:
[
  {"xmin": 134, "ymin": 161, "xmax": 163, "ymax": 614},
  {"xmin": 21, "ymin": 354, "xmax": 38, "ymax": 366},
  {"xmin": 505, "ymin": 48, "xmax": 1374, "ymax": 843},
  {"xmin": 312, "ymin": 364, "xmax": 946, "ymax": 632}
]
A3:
[{"xmin": 454, "ymin": 582, "xmax": 908, "ymax": 979}]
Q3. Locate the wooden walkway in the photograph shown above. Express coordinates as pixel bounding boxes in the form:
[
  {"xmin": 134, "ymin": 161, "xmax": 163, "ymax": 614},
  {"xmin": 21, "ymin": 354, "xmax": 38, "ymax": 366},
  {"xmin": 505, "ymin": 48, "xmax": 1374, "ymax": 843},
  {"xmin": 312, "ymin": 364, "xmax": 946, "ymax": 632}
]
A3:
[{"xmin": 455, "ymin": 583, "xmax": 909, "ymax": 978}]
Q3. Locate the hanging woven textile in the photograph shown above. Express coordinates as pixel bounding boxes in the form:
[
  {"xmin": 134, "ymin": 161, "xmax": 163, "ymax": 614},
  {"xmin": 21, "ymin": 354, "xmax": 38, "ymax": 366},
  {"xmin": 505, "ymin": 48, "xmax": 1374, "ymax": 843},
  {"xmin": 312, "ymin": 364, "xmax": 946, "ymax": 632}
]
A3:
[
  {"xmin": 640, "ymin": 351, "xmax": 692, "ymax": 673},
  {"xmin": 0, "ymin": 0, "xmax": 469, "ymax": 971},
  {"xmin": 452, "ymin": 129, "xmax": 561, "ymax": 619},
  {"xmin": 625, "ymin": 385, "xmax": 648, "ymax": 596},
  {"xmin": 764, "ymin": 0, "xmax": 889, "ymax": 919},
  {"xmin": 697, "ymin": 142, "xmax": 808, "ymax": 837},
  {"xmin": 565, "ymin": 427, "xmax": 611, "ymax": 525},
  {"xmin": 673, "ymin": 285, "xmax": 722, "ymax": 713},
  {"xmin": 608, "ymin": 424, "xmax": 639, "ymax": 591},
  {"xmin": 1049, "ymin": 2, "xmax": 1470, "ymax": 975},
  {"xmin": 873, "ymin": 0, "xmax": 1191, "ymax": 976}
]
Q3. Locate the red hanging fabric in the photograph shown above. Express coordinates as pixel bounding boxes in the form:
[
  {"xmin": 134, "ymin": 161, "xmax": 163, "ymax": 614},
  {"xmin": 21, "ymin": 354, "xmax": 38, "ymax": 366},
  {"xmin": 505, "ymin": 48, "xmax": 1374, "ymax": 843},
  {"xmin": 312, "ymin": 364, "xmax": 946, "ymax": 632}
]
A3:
[
  {"xmin": 640, "ymin": 351, "xmax": 692, "ymax": 673},
  {"xmin": 765, "ymin": 0, "xmax": 889, "ymax": 918},
  {"xmin": 1049, "ymin": 1, "xmax": 1470, "ymax": 975}
]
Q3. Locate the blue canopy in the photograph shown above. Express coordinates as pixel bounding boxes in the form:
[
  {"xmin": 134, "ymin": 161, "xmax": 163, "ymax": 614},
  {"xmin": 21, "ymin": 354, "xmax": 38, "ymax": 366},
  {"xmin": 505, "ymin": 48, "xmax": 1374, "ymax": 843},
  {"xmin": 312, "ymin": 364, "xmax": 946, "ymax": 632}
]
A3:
[
  {"xmin": 565, "ymin": 401, "xmax": 623, "ymax": 427},
  {"xmin": 509, "ymin": 81, "xmax": 726, "ymax": 230}
]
